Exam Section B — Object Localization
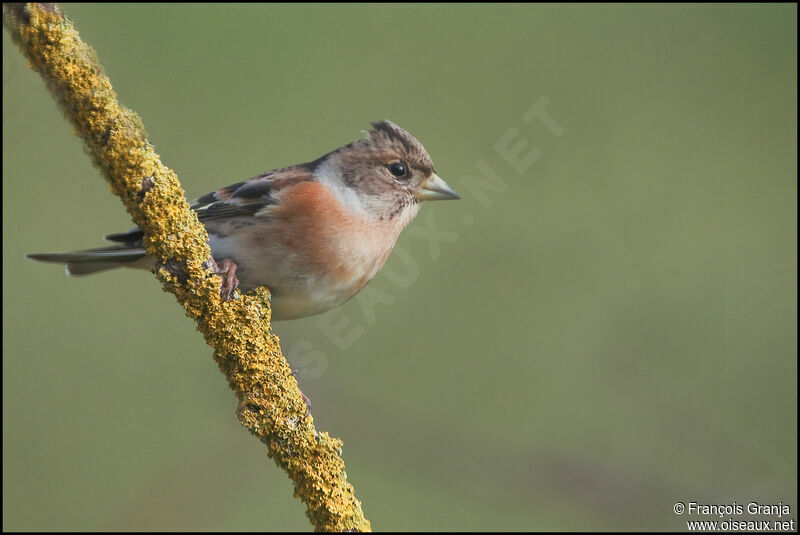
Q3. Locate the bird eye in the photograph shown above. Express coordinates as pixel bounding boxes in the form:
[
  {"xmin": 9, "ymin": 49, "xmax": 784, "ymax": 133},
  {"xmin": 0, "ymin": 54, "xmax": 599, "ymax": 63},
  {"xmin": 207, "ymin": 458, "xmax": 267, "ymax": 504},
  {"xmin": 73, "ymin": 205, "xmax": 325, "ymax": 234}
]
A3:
[{"xmin": 387, "ymin": 161, "xmax": 408, "ymax": 179}]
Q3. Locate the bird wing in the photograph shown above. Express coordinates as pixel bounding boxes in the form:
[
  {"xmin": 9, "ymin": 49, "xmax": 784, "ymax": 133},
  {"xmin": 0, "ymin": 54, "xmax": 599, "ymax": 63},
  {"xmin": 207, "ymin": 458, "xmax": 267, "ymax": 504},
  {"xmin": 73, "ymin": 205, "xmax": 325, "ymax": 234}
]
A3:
[
  {"xmin": 101, "ymin": 165, "xmax": 318, "ymax": 244},
  {"xmin": 189, "ymin": 165, "xmax": 316, "ymax": 222}
]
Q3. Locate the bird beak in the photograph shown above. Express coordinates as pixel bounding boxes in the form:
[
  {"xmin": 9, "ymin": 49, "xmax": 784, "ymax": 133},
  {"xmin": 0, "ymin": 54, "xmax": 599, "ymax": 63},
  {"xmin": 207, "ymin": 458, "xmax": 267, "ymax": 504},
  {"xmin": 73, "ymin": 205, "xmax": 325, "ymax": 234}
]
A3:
[{"xmin": 414, "ymin": 173, "xmax": 461, "ymax": 201}]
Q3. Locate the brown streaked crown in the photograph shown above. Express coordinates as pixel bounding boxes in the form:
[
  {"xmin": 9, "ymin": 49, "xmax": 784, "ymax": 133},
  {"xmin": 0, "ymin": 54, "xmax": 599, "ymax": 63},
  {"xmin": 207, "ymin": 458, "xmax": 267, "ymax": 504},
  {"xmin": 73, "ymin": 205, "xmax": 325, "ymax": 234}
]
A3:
[
  {"xmin": 328, "ymin": 120, "xmax": 435, "ymax": 194},
  {"xmin": 364, "ymin": 120, "xmax": 435, "ymax": 176}
]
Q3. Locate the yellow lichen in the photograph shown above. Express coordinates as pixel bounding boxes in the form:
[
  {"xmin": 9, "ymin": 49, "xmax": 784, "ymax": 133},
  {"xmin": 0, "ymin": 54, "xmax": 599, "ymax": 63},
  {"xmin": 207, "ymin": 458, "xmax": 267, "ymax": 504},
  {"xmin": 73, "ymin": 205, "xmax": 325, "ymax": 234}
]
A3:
[{"xmin": 4, "ymin": 3, "xmax": 370, "ymax": 531}]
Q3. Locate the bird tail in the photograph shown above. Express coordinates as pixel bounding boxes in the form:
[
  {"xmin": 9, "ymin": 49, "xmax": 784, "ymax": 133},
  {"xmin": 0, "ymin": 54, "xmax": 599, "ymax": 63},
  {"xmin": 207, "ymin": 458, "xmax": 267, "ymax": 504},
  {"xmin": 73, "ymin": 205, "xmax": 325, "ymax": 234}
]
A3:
[
  {"xmin": 27, "ymin": 229, "xmax": 150, "ymax": 276},
  {"xmin": 27, "ymin": 247, "xmax": 150, "ymax": 276}
]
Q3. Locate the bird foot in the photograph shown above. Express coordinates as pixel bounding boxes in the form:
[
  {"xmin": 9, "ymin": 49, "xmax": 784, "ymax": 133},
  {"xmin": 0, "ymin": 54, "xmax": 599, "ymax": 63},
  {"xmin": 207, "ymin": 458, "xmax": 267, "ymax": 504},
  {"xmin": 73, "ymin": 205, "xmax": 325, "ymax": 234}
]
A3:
[{"xmin": 206, "ymin": 257, "xmax": 240, "ymax": 301}]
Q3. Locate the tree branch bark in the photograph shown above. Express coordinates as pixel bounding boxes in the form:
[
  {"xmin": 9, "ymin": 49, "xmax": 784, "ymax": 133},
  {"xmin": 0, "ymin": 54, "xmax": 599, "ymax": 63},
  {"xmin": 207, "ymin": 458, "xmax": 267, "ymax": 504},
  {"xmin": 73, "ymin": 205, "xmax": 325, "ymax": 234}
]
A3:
[{"xmin": 3, "ymin": 3, "xmax": 371, "ymax": 531}]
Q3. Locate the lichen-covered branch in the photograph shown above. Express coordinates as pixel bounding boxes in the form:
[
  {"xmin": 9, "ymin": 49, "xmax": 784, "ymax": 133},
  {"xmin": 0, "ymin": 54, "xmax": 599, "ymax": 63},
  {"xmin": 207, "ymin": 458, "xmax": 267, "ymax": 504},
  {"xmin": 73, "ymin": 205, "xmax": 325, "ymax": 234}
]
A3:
[{"xmin": 3, "ymin": 3, "xmax": 370, "ymax": 531}]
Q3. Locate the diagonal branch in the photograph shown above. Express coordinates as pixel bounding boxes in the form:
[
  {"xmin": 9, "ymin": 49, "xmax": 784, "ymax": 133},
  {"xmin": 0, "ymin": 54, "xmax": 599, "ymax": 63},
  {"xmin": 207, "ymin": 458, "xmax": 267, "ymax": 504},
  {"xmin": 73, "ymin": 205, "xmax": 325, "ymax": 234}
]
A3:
[{"xmin": 3, "ymin": 3, "xmax": 371, "ymax": 532}]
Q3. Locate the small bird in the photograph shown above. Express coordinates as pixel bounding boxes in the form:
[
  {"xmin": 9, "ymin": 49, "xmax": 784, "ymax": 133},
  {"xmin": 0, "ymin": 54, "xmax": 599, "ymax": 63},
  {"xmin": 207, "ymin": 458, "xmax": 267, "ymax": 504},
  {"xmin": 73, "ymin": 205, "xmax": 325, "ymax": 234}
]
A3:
[{"xmin": 28, "ymin": 120, "xmax": 460, "ymax": 320}]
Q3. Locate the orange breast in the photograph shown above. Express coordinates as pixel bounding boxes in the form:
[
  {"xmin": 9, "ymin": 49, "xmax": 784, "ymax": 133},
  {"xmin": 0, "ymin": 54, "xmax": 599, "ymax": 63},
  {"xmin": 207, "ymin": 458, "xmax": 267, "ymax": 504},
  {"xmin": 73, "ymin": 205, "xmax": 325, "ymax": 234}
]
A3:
[{"xmin": 267, "ymin": 181, "xmax": 400, "ymax": 295}]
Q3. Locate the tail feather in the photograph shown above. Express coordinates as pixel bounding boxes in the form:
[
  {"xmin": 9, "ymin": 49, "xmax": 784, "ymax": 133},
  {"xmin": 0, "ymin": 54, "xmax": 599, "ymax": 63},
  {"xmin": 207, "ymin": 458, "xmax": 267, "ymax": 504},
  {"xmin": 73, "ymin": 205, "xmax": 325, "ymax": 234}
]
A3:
[
  {"xmin": 103, "ymin": 228, "xmax": 145, "ymax": 243},
  {"xmin": 27, "ymin": 247, "xmax": 149, "ymax": 277}
]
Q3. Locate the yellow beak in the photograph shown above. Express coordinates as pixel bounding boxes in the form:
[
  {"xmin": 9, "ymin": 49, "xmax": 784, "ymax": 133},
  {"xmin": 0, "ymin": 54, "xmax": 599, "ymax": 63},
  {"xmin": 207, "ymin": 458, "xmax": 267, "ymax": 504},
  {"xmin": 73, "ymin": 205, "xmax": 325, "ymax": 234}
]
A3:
[{"xmin": 414, "ymin": 173, "xmax": 461, "ymax": 201}]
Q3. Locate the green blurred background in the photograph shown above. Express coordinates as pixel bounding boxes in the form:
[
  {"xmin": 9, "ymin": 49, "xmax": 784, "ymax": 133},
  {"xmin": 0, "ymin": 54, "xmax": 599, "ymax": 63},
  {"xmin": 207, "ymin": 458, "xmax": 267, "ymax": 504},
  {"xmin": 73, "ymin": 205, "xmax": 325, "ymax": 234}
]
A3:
[{"xmin": 3, "ymin": 3, "xmax": 796, "ymax": 531}]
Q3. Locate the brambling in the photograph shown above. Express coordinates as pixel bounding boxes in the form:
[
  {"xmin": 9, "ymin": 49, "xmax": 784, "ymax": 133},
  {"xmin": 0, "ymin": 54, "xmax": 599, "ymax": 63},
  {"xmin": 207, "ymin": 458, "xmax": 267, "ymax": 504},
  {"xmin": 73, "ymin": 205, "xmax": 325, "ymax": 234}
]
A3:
[{"xmin": 28, "ymin": 120, "xmax": 460, "ymax": 320}]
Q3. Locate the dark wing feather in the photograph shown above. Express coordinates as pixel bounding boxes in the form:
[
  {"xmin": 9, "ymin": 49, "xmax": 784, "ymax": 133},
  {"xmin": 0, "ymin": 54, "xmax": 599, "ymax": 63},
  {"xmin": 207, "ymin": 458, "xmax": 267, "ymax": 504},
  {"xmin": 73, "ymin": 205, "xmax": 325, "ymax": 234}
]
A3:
[
  {"xmin": 189, "ymin": 167, "xmax": 314, "ymax": 222},
  {"xmin": 89, "ymin": 167, "xmax": 315, "ymax": 248}
]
